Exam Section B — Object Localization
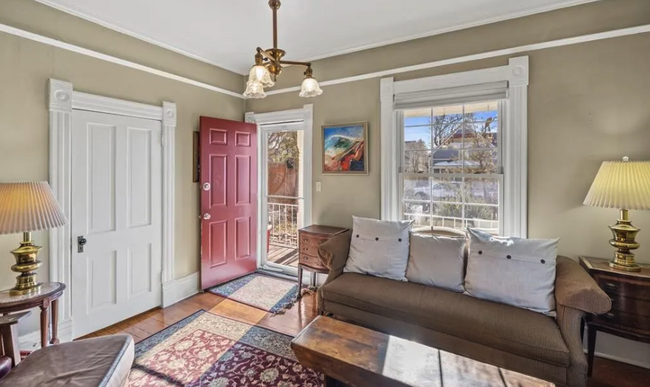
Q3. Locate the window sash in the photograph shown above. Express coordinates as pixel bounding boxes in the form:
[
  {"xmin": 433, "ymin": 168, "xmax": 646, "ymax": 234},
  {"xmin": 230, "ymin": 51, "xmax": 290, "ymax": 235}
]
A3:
[{"xmin": 398, "ymin": 101, "xmax": 505, "ymax": 233}]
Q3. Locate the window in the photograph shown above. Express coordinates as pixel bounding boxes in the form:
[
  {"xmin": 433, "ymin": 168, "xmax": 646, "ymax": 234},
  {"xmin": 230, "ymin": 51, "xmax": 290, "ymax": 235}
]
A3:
[
  {"xmin": 401, "ymin": 101, "xmax": 502, "ymax": 233},
  {"xmin": 380, "ymin": 57, "xmax": 528, "ymax": 237}
]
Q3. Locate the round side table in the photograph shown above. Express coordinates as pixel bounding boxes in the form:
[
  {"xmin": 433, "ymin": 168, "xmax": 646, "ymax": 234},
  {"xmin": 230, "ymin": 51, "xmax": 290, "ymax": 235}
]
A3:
[{"xmin": 0, "ymin": 282, "xmax": 66, "ymax": 348}]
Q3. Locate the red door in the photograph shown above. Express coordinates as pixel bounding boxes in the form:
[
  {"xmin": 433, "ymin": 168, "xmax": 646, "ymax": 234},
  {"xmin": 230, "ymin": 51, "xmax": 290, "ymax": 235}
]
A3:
[{"xmin": 200, "ymin": 117, "xmax": 258, "ymax": 289}]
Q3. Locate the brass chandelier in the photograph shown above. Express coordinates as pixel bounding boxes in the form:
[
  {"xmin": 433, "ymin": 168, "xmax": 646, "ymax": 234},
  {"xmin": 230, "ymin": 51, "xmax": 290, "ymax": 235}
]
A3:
[{"xmin": 243, "ymin": 0, "xmax": 323, "ymax": 99}]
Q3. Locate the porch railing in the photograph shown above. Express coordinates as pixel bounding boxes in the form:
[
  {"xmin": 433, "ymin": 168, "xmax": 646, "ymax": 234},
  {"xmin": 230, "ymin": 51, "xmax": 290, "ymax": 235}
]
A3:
[
  {"xmin": 403, "ymin": 213, "xmax": 499, "ymax": 234},
  {"xmin": 268, "ymin": 196, "xmax": 299, "ymax": 248}
]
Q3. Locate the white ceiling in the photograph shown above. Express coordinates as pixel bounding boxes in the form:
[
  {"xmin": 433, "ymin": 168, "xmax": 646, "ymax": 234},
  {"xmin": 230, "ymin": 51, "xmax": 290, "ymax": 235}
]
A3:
[{"xmin": 37, "ymin": 0, "xmax": 596, "ymax": 74}]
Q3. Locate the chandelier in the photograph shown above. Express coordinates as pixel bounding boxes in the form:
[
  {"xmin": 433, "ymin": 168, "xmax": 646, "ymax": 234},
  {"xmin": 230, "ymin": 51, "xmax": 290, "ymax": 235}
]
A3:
[{"xmin": 243, "ymin": 0, "xmax": 323, "ymax": 99}]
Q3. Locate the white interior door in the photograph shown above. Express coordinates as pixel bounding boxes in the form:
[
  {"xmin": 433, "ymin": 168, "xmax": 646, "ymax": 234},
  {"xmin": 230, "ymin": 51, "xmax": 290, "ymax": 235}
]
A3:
[{"xmin": 71, "ymin": 109, "xmax": 162, "ymax": 338}]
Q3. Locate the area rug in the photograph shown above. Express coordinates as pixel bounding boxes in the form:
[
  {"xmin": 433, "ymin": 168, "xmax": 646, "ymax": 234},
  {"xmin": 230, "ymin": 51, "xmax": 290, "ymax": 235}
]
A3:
[
  {"xmin": 207, "ymin": 273, "xmax": 298, "ymax": 313},
  {"xmin": 129, "ymin": 310, "xmax": 323, "ymax": 386}
]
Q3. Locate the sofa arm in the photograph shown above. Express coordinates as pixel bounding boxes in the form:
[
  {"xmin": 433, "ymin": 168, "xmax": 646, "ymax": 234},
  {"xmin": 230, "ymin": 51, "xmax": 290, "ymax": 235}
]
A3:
[
  {"xmin": 318, "ymin": 230, "xmax": 352, "ymax": 285},
  {"xmin": 555, "ymin": 256, "xmax": 611, "ymax": 315}
]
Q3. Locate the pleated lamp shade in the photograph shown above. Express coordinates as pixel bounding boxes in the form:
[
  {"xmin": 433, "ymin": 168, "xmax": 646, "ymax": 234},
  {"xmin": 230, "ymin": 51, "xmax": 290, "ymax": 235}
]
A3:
[
  {"xmin": 583, "ymin": 159, "xmax": 650, "ymax": 210},
  {"xmin": 0, "ymin": 182, "xmax": 67, "ymax": 235}
]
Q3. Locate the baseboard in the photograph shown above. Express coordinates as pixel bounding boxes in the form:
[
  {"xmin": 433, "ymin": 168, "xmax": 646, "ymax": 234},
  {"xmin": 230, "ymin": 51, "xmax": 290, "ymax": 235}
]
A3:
[
  {"xmin": 585, "ymin": 349, "xmax": 650, "ymax": 370},
  {"xmin": 19, "ymin": 318, "xmax": 73, "ymax": 350},
  {"xmin": 162, "ymin": 272, "xmax": 200, "ymax": 308}
]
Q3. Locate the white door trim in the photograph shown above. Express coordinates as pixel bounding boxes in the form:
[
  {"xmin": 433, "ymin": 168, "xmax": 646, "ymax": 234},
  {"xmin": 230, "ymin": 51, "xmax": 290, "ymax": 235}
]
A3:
[
  {"xmin": 245, "ymin": 105, "xmax": 313, "ymax": 276},
  {"xmin": 48, "ymin": 79, "xmax": 176, "ymax": 341}
]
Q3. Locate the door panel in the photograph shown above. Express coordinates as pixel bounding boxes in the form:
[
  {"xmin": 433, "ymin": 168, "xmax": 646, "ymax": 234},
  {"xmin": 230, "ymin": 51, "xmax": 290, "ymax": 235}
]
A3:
[
  {"xmin": 71, "ymin": 110, "xmax": 162, "ymax": 338},
  {"xmin": 200, "ymin": 117, "xmax": 258, "ymax": 288}
]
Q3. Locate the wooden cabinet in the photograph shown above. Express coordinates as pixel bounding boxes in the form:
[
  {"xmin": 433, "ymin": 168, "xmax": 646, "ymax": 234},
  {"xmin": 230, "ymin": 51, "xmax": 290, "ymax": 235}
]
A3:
[
  {"xmin": 297, "ymin": 225, "xmax": 349, "ymax": 297},
  {"xmin": 579, "ymin": 256, "xmax": 650, "ymax": 377}
]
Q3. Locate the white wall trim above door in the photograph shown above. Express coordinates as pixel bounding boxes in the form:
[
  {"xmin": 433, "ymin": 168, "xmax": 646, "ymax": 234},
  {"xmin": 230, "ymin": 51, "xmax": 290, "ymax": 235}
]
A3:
[{"xmin": 47, "ymin": 79, "xmax": 176, "ymax": 341}]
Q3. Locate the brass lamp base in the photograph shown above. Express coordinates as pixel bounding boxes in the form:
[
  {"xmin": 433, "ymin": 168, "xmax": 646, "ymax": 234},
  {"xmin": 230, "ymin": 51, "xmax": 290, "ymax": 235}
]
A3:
[
  {"xmin": 9, "ymin": 232, "xmax": 43, "ymax": 295},
  {"xmin": 608, "ymin": 209, "xmax": 642, "ymax": 272}
]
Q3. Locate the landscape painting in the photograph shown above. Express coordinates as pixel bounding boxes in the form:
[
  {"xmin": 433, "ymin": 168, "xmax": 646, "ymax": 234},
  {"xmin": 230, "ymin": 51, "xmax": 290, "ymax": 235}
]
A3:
[{"xmin": 322, "ymin": 122, "xmax": 368, "ymax": 174}]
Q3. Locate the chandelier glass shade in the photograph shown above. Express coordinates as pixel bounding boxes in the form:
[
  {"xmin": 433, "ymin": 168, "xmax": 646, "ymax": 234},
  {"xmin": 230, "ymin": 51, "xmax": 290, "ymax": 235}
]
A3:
[{"xmin": 243, "ymin": 0, "xmax": 322, "ymax": 99}]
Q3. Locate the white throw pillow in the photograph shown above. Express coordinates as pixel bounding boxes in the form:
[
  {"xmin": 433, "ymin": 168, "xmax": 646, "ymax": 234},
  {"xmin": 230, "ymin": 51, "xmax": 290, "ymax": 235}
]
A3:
[
  {"xmin": 464, "ymin": 228, "xmax": 559, "ymax": 315},
  {"xmin": 407, "ymin": 233, "xmax": 467, "ymax": 292},
  {"xmin": 344, "ymin": 216, "xmax": 413, "ymax": 281}
]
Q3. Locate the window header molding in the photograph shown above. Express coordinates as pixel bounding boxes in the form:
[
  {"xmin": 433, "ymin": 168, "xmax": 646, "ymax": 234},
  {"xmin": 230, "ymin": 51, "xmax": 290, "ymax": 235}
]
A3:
[{"xmin": 380, "ymin": 56, "xmax": 528, "ymax": 237}]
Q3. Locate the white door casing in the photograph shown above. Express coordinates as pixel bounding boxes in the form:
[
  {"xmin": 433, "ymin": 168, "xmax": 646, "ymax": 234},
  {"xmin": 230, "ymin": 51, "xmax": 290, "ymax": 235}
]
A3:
[
  {"xmin": 245, "ymin": 105, "xmax": 313, "ymax": 276},
  {"xmin": 70, "ymin": 110, "xmax": 162, "ymax": 338},
  {"xmin": 48, "ymin": 79, "xmax": 176, "ymax": 342}
]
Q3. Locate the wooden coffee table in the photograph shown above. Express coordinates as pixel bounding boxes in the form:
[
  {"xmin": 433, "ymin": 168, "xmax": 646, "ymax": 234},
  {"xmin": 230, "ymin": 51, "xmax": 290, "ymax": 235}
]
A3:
[{"xmin": 291, "ymin": 316, "xmax": 554, "ymax": 387}]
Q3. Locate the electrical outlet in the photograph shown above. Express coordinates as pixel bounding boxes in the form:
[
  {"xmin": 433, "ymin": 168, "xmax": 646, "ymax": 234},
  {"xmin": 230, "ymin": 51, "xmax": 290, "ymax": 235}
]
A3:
[{"xmin": 316, "ymin": 182, "xmax": 322, "ymax": 192}]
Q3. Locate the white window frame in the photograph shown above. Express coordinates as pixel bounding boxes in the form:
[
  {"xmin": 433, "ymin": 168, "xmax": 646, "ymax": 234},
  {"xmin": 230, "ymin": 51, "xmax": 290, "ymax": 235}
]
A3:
[
  {"xmin": 380, "ymin": 57, "xmax": 529, "ymax": 237},
  {"xmin": 245, "ymin": 105, "xmax": 313, "ymax": 276}
]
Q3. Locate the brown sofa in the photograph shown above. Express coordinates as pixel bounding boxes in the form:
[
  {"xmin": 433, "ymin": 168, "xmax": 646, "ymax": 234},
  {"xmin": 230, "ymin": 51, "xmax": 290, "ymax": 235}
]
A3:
[{"xmin": 317, "ymin": 230, "xmax": 611, "ymax": 387}]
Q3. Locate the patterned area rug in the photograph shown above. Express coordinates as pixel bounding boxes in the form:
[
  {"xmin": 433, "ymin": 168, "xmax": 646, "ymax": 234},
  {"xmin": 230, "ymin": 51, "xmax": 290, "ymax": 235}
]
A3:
[
  {"xmin": 129, "ymin": 310, "xmax": 323, "ymax": 386},
  {"xmin": 207, "ymin": 273, "xmax": 298, "ymax": 313}
]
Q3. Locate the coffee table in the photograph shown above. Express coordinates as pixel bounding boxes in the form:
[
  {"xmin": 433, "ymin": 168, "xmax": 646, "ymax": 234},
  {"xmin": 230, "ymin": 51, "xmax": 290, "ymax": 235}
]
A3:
[{"xmin": 291, "ymin": 316, "xmax": 554, "ymax": 387}]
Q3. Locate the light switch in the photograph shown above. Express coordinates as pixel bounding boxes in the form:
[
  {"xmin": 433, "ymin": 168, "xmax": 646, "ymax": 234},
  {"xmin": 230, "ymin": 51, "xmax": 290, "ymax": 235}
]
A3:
[{"xmin": 316, "ymin": 182, "xmax": 322, "ymax": 192}]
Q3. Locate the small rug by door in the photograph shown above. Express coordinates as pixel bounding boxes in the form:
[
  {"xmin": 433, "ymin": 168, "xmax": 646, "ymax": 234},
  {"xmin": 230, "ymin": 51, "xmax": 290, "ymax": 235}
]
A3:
[
  {"xmin": 207, "ymin": 273, "xmax": 298, "ymax": 313},
  {"xmin": 129, "ymin": 310, "xmax": 323, "ymax": 386}
]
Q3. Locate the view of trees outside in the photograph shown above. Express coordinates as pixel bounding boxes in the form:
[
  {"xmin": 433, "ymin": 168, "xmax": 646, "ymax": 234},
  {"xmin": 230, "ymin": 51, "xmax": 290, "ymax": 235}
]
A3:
[
  {"xmin": 402, "ymin": 101, "xmax": 500, "ymax": 232},
  {"xmin": 267, "ymin": 131, "xmax": 301, "ymax": 247}
]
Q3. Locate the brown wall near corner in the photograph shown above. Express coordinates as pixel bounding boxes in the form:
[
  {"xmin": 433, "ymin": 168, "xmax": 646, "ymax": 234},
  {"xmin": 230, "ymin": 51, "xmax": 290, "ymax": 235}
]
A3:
[
  {"xmin": 246, "ymin": 0, "xmax": 650, "ymax": 365},
  {"xmin": 0, "ymin": 0, "xmax": 245, "ymax": 296}
]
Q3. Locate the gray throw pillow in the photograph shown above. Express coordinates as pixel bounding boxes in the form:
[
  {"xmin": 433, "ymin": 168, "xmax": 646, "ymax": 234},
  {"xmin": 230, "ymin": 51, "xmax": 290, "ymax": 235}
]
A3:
[
  {"xmin": 344, "ymin": 216, "xmax": 413, "ymax": 281},
  {"xmin": 464, "ymin": 228, "xmax": 559, "ymax": 315},
  {"xmin": 406, "ymin": 233, "xmax": 467, "ymax": 292}
]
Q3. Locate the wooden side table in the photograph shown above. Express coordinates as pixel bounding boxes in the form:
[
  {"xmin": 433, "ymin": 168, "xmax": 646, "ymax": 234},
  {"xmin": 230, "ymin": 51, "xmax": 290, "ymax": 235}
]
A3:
[
  {"xmin": 297, "ymin": 225, "xmax": 349, "ymax": 297},
  {"xmin": 579, "ymin": 256, "xmax": 650, "ymax": 377},
  {"xmin": 0, "ymin": 282, "xmax": 66, "ymax": 349}
]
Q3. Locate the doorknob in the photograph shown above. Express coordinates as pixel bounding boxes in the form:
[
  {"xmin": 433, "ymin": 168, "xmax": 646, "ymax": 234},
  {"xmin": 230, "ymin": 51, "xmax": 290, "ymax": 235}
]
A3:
[
  {"xmin": 202, "ymin": 182, "xmax": 211, "ymax": 191},
  {"xmin": 203, "ymin": 213, "xmax": 211, "ymax": 220},
  {"xmin": 77, "ymin": 236, "xmax": 87, "ymax": 253}
]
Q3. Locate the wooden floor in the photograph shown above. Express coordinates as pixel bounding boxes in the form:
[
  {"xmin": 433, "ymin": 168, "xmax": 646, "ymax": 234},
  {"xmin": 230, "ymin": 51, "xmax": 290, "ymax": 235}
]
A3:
[
  {"xmin": 85, "ymin": 292, "xmax": 649, "ymax": 387},
  {"xmin": 268, "ymin": 243, "xmax": 299, "ymax": 267}
]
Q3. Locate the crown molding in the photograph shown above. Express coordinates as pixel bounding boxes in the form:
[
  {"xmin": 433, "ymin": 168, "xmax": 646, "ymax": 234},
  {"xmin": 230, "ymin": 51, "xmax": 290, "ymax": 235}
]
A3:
[
  {"xmin": 33, "ymin": 0, "xmax": 245, "ymax": 75},
  {"xmin": 266, "ymin": 24, "xmax": 650, "ymax": 96},
  {"xmin": 298, "ymin": 0, "xmax": 600, "ymax": 63},
  {"xmin": 34, "ymin": 0, "xmax": 598, "ymax": 75},
  {"xmin": 0, "ymin": 22, "xmax": 244, "ymax": 99}
]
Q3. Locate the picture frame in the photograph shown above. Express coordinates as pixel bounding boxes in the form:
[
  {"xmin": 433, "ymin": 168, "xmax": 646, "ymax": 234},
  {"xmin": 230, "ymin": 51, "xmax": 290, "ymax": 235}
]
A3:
[{"xmin": 322, "ymin": 122, "xmax": 368, "ymax": 174}]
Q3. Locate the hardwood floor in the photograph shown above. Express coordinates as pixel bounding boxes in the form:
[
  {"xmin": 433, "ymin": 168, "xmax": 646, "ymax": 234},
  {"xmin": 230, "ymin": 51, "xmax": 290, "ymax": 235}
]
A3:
[{"xmin": 84, "ymin": 291, "xmax": 649, "ymax": 387}]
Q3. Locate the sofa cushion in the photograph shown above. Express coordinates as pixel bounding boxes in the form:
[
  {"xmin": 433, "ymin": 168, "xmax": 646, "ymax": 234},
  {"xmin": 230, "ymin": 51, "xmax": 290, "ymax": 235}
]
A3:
[
  {"xmin": 465, "ymin": 228, "xmax": 558, "ymax": 315},
  {"xmin": 321, "ymin": 273, "xmax": 569, "ymax": 367},
  {"xmin": 345, "ymin": 216, "xmax": 412, "ymax": 281},
  {"xmin": 407, "ymin": 233, "xmax": 466, "ymax": 292}
]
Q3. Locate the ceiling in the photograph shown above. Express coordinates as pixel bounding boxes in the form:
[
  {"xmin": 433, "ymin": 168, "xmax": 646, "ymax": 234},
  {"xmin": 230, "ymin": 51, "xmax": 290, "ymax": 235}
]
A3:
[{"xmin": 37, "ymin": 0, "xmax": 596, "ymax": 74}]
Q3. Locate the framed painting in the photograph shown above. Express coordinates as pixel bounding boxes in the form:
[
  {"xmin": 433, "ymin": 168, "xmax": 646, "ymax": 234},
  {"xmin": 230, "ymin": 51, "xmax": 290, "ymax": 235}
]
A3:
[{"xmin": 322, "ymin": 122, "xmax": 368, "ymax": 174}]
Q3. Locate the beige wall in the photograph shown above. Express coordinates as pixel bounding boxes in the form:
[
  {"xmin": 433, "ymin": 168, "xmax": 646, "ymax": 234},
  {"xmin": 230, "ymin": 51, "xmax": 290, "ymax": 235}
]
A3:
[
  {"xmin": 0, "ymin": 0, "xmax": 245, "ymax": 300},
  {"xmin": 247, "ymin": 0, "xmax": 650, "ymax": 365}
]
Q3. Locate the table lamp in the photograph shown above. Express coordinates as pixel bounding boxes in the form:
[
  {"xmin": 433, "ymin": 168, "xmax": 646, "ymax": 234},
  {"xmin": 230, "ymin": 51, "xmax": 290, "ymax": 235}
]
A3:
[
  {"xmin": 583, "ymin": 157, "xmax": 650, "ymax": 272},
  {"xmin": 0, "ymin": 182, "xmax": 67, "ymax": 294}
]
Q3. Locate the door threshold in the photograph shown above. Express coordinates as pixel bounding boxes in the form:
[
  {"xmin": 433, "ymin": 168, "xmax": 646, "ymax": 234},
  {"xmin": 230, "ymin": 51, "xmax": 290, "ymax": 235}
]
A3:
[{"xmin": 256, "ymin": 267, "xmax": 297, "ymax": 281}]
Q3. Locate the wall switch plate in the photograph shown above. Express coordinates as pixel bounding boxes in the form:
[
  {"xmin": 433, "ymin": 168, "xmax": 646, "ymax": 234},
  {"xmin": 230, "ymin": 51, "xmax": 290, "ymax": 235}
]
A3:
[{"xmin": 316, "ymin": 182, "xmax": 322, "ymax": 192}]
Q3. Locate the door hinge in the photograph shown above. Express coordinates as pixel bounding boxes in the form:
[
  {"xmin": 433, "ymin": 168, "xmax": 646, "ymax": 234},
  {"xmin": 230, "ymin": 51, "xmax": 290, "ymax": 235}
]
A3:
[{"xmin": 160, "ymin": 131, "xmax": 164, "ymax": 147}]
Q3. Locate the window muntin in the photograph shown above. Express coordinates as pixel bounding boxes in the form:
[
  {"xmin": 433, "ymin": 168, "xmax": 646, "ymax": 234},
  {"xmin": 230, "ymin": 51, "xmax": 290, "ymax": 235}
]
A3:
[{"xmin": 401, "ymin": 101, "xmax": 501, "ymax": 234}]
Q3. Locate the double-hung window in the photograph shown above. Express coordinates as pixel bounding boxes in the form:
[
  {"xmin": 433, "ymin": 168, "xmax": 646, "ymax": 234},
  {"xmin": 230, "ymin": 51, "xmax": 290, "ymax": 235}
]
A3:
[
  {"xmin": 400, "ymin": 101, "xmax": 502, "ymax": 233},
  {"xmin": 381, "ymin": 57, "xmax": 529, "ymax": 237}
]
